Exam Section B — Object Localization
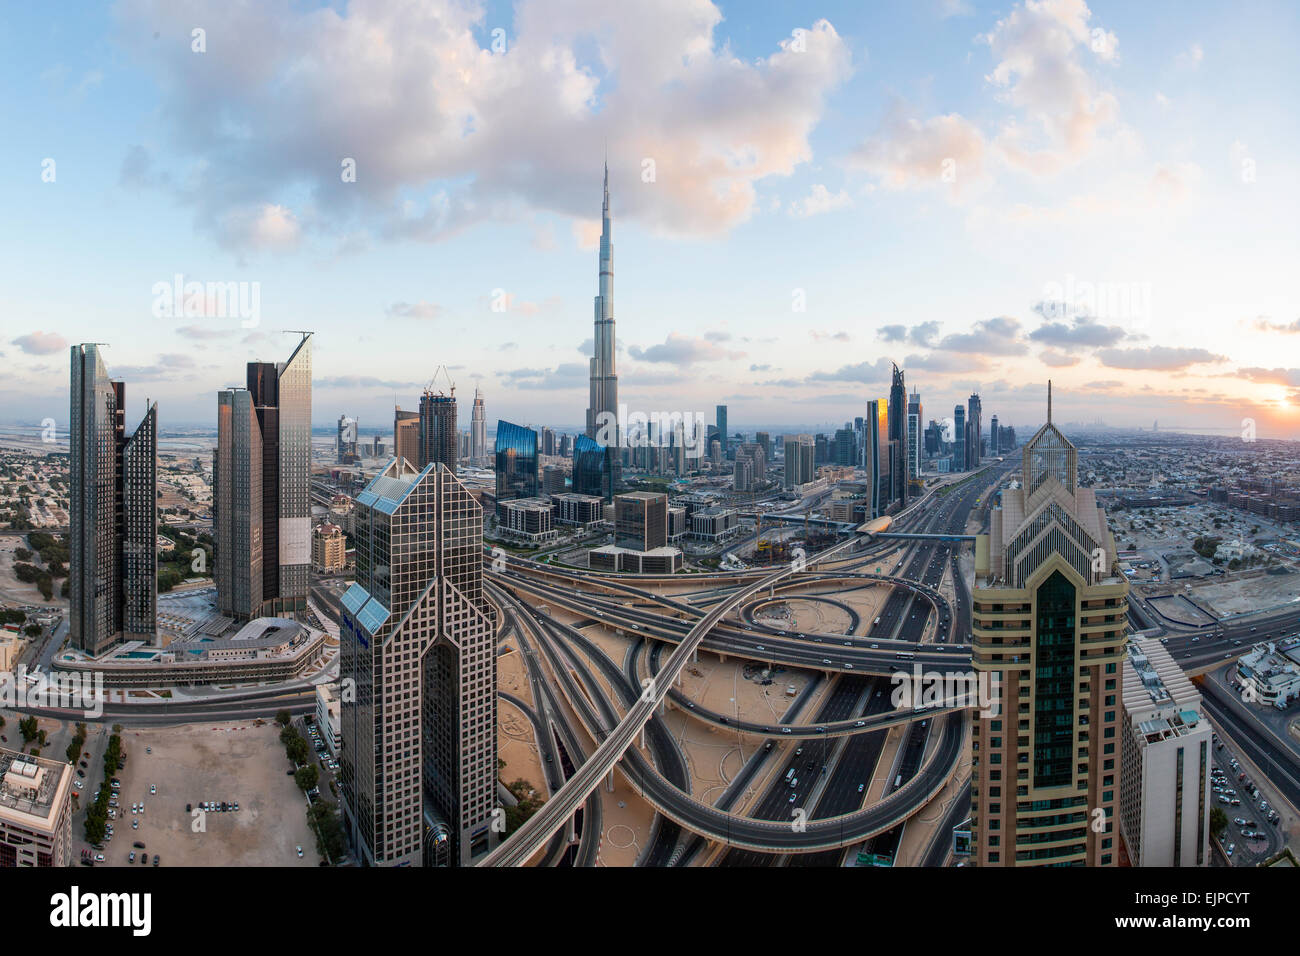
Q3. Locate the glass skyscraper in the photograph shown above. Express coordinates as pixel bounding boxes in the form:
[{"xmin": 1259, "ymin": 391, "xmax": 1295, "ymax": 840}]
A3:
[
  {"xmin": 214, "ymin": 333, "xmax": 311, "ymax": 621},
  {"xmin": 494, "ymin": 420, "xmax": 538, "ymax": 501},
  {"xmin": 340, "ymin": 459, "xmax": 497, "ymax": 866},
  {"xmin": 69, "ymin": 344, "xmax": 157, "ymax": 655},
  {"xmin": 419, "ymin": 389, "xmax": 457, "ymax": 475},
  {"xmin": 573, "ymin": 434, "xmax": 614, "ymax": 501}
]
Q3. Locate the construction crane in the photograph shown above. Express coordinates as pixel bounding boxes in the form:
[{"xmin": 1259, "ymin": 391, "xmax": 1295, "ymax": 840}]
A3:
[{"xmin": 425, "ymin": 364, "xmax": 456, "ymax": 397}]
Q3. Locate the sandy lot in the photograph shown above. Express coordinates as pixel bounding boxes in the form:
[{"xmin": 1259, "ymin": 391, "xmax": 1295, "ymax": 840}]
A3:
[{"xmin": 91, "ymin": 721, "xmax": 320, "ymax": 867}]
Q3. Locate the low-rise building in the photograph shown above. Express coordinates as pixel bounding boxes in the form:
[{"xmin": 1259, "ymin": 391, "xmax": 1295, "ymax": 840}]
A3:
[
  {"xmin": 690, "ymin": 506, "xmax": 739, "ymax": 542},
  {"xmin": 1237, "ymin": 641, "xmax": 1300, "ymax": 708},
  {"xmin": 497, "ymin": 497, "xmax": 557, "ymax": 543},
  {"xmin": 553, "ymin": 493, "xmax": 604, "ymax": 529},
  {"xmin": 1120, "ymin": 639, "xmax": 1212, "ymax": 867},
  {"xmin": 589, "ymin": 545, "xmax": 682, "ymax": 574},
  {"xmin": 316, "ymin": 682, "xmax": 341, "ymax": 757}
]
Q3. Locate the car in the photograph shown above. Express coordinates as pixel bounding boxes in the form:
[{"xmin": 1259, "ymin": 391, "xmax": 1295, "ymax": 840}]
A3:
[
  {"xmin": 233, "ymin": 802, "xmax": 239, "ymax": 811},
  {"xmin": 1226, "ymin": 843, "xmax": 1235, "ymax": 857},
  {"xmin": 150, "ymin": 784, "xmax": 156, "ymax": 794},
  {"xmin": 129, "ymin": 852, "xmax": 136, "ymax": 863},
  {"xmin": 870, "ymin": 643, "xmax": 879, "ymax": 649},
  {"xmin": 73, "ymin": 780, "xmax": 83, "ymax": 790},
  {"xmin": 133, "ymin": 841, "xmax": 145, "ymax": 849},
  {"xmin": 857, "ymin": 783, "xmax": 865, "ymax": 793},
  {"xmin": 781, "ymin": 727, "xmax": 792, "ymax": 734},
  {"xmin": 1234, "ymin": 817, "xmax": 1248, "ymax": 826},
  {"xmin": 855, "ymin": 720, "xmax": 865, "ymax": 727},
  {"xmin": 787, "ymin": 793, "xmax": 796, "ymax": 803},
  {"xmin": 76, "ymin": 769, "xmax": 85, "ymax": 778},
  {"xmin": 146, "ymin": 747, "xmax": 151, "ymax": 754},
  {"xmin": 152, "ymin": 855, "xmax": 159, "ymax": 866},
  {"xmin": 94, "ymin": 853, "xmax": 104, "ymax": 862},
  {"xmin": 296, "ymin": 845, "xmax": 304, "ymax": 858},
  {"xmin": 132, "ymin": 820, "xmax": 138, "ymax": 830},
  {"xmin": 140, "ymin": 853, "xmax": 148, "ymax": 865},
  {"xmin": 821, "ymin": 658, "xmax": 831, "ymax": 665},
  {"xmin": 186, "ymin": 803, "xmax": 192, "ymax": 813},
  {"xmin": 756, "ymin": 645, "xmax": 765, "ymax": 651}
]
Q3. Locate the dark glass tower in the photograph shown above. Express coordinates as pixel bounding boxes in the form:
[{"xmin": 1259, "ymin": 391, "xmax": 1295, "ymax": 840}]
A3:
[
  {"xmin": 69, "ymin": 344, "xmax": 157, "ymax": 655},
  {"xmin": 215, "ymin": 334, "xmax": 311, "ymax": 621},
  {"xmin": 494, "ymin": 421, "xmax": 538, "ymax": 501},
  {"xmin": 573, "ymin": 434, "xmax": 614, "ymax": 501},
  {"xmin": 888, "ymin": 363, "xmax": 908, "ymax": 505}
]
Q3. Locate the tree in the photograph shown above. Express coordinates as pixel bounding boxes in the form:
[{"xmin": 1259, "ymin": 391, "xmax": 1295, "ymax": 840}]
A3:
[
  {"xmin": 18, "ymin": 716, "xmax": 38, "ymax": 745},
  {"xmin": 23, "ymin": 624, "xmax": 41, "ymax": 638},
  {"xmin": 275, "ymin": 710, "xmax": 292, "ymax": 728},
  {"xmin": 287, "ymin": 736, "xmax": 310, "ymax": 766},
  {"xmin": 295, "ymin": 764, "xmax": 319, "ymax": 792},
  {"xmin": 1210, "ymin": 806, "xmax": 1228, "ymax": 840}
]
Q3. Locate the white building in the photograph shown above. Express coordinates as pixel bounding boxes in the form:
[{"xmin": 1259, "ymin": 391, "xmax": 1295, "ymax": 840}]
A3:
[
  {"xmin": 1120, "ymin": 638, "xmax": 1212, "ymax": 867},
  {"xmin": 316, "ymin": 682, "xmax": 340, "ymax": 757}
]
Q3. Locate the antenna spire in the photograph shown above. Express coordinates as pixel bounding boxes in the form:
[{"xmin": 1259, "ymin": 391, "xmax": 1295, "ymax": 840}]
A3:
[{"xmin": 1047, "ymin": 380, "xmax": 1052, "ymax": 424}]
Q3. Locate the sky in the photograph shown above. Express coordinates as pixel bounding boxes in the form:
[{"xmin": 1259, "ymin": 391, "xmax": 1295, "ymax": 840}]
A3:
[{"xmin": 2, "ymin": 0, "xmax": 1299, "ymax": 438}]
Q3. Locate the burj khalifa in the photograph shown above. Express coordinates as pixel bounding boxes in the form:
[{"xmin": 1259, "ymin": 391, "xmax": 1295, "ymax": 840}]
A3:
[{"xmin": 585, "ymin": 162, "xmax": 618, "ymax": 444}]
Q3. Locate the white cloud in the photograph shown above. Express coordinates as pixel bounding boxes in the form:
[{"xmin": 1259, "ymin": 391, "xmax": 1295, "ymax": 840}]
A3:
[{"xmin": 788, "ymin": 183, "xmax": 852, "ymax": 217}]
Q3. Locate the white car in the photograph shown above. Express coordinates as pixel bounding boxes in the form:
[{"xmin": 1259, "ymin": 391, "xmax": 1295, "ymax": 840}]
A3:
[
  {"xmin": 296, "ymin": 845, "xmax": 304, "ymax": 858},
  {"xmin": 150, "ymin": 784, "xmax": 156, "ymax": 794}
]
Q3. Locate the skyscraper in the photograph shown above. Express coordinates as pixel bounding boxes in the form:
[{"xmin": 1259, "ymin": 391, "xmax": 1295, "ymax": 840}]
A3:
[
  {"xmin": 394, "ymin": 407, "xmax": 419, "ymax": 468},
  {"xmin": 470, "ymin": 387, "xmax": 486, "ymax": 462},
  {"xmin": 573, "ymin": 434, "xmax": 614, "ymax": 501},
  {"xmin": 967, "ymin": 392, "xmax": 983, "ymax": 470},
  {"xmin": 953, "ymin": 404, "xmax": 966, "ymax": 473},
  {"xmin": 888, "ymin": 363, "xmax": 908, "ymax": 505},
  {"xmin": 715, "ymin": 405, "xmax": 728, "ymax": 458},
  {"xmin": 214, "ymin": 333, "xmax": 311, "ymax": 621},
  {"xmin": 495, "ymin": 420, "xmax": 539, "ymax": 502},
  {"xmin": 337, "ymin": 415, "xmax": 359, "ymax": 464},
  {"xmin": 339, "ymin": 458, "xmax": 497, "ymax": 866},
  {"xmin": 990, "ymin": 414, "xmax": 1000, "ymax": 457},
  {"xmin": 970, "ymin": 384, "xmax": 1128, "ymax": 866},
  {"xmin": 419, "ymin": 385, "xmax": 457, "ymax": 476},
  {"xmin": 782, "ymin": 434, "xmax": 815, "ymax": 489},
  {"xmin": 863, "ymin": 399, "xmax": 889, "ymax": 517},
  {"xmin": 907, "ymin": 389, "xmax": 922, "ymax": 481},
  {"xmin": 586, "ymin": 162, "xmax": 618, "ymax": 446},
  {"xmin": 69, "ymin": 344, "xmax": 157, "ymax": 655}
]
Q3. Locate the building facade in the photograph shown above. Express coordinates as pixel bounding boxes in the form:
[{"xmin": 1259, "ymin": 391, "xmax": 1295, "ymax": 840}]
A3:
[
  {"xmin": 419, "ymin": 390, "xmax": 457, "ymax": 475},
  {"xmin": 970, "ymin": 386, "xmax": 1127, "ymax": 866},
  {"xmin": 615, "ymin": 492, "xmax": 668, "ymax": 551},
  {"xmin": 69, "ymin": 344, "xmax": 157, "ymax": 655},
  {"xmin": 495, "ymin": 420, "xmax": 539, "ymax": 502},
  {"xmin": 0, "ymin": 748, "xmax": 72, "ymax": 867},
  {"xmin": 340, "ymin": 459, "xmax": 497, "ymax": 867}
]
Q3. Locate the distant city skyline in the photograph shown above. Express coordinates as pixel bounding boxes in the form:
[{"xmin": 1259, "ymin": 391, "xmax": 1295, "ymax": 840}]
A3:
[{"xmin": 4, "ymin": 1, "xmax": 1299, "ymax": 437}]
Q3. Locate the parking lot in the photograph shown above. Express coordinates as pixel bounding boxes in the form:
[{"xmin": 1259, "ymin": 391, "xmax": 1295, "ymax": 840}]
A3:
[
  {"xmin": 1212, "ymin": 731, "xmax": 1286, "ymax": 865},
  {"xmin": 83, "ymin": 720, "xmax": 321, "ymax": 867}
]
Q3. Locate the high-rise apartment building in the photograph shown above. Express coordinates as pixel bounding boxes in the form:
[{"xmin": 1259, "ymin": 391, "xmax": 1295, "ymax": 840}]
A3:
[
  {"xmin": 970, "ymin": 385, "xmax": 1128, "ymax": 866},
  {"xmin": 990, "ymin": 414, "xmax": 1000, "ymax": 457},
  {"xmin": 782, "ymin": 434, "xmax": 815, "ymax": 489},
  {"xmin": 1120, "ymin": 639, "xmax": 1212, "ymax": 867},
  {"xmin": 340, "ymin": 459, "xmax": 497, "ymax": 866},
  {"xmin": 419, "ymin": 388, "xmax": 457, "ymax": 476},
  {"xmin": 470, "ymin": 387, "xmax": 487, "ymax": 462},
  {"xmin": 394, "ymin": 407, "xmax": 420, "ymax": 468},
  {"xmin": 888, "ymin": 363, "xmax": 908, "ymax": 505},
  {"xmin": 214, "ymin": 334, "xmax": 312, "ymax": 622},
  {"xmin": 69, "ymin": 343, "xmax": 157, "ymax": 655},
  {"xmin": 0, "ymin": 747, "xmax": 73, "ymax": 866}
]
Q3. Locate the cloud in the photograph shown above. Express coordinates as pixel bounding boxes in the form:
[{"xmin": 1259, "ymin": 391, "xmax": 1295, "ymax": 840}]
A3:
[
  {"xmin": 176, "ymin": 324, "xmax": 235, "ymax": 340},
  {"xmin": 806, "ymin": 358, "xmax": 892, "ymax": 384},
  {"xmin": 1038, "ymin": 348, "xmax": 1081, "ymax": 367},
  {"xmin": 809, "ymin": 330, "xmax": 851, "ymax": 342},
  {"xmin": 788, "ymin": 183, "xmax": 852, "ymax": 217},
  {"xmin": 848, "ymin": 104, "xmax": 986, "ymax": 192},
  {"xmin": 115, "ymin": 2, "xmax": 852, "ymax": 248},
  {"xmin": 317, "ymin": 375, "xmax": 425, "ymax": 390},
  {"xmin": 982, "ymin": 0, "xmax": 1119, "ymax": 175},
  {"xmin": 1176, "ymin": 42, "xmax": 1203, "ymax": 69},
  {"xmin": 1236, "ymin": 367, "xmax": 1300, "ymax": 387},
  {"xmin": 1249, "ymin": 316, "xmax": 1300, "ymax": 334},
  {"xmin": 628, "ymin": 332, "xmax": 743, "ymax": 364},
  {"xmin": 1096, "ymin": 346, "xmax": 1226, "ymax": 371},
  {"xmin": 1029, "ymin": 313, "xmax": 1126, "ymax": 348},
  {"xmin": 386, "ymin": 301, "xmax": 442, "ymax": 320},
  {"xmin": 499, "ymin": 363, "xmax": 589, "ymax": 390},
  {"xmin": 932, "ymin": 316, "xmax": 1028, "ymax": 355},
  {"xmin": 12, "ymin": 331, "xmax": 68, "ymax": 355},
  {"xmin": 878, "ymin": 321, "xmax": 940, "ymax": 347}
]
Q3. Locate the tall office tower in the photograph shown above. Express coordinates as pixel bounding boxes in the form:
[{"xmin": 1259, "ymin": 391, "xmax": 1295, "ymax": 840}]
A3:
[
  {"xmin": 970, "ymin": 383, "xmax": 1128, "ymax": 866},
  {"xmin": 814, "ymin": 433, "xmax": 829, "ymax": 465},
  {"xmin": 1002, "ymin": 426, "xmax": 1017, "ymax": 450},
  {"xmin": 559, "ymin": 433, "xmax": 573, "ymax": 458},
  {"xmin": 967, "ymin": 393, "xmax": 983, "ymax": 470},
  {"xmin": 337, "ymin": 415, "xmax": 359, "ymax": 464},
  {"xmin": 953, "ymin": 404, "xmax": 966, "ymax": 473},
  {"xmin": 733, "ymin": 456, "xmax": 753, "ymax": 493},
  {"xmin": 392, "ymin": 408, "xmax": 418, "ymax": 468},
  {"xmin": 907, "ymin": 389, "xmax": 922, "ymax": 480},
  {"xmin": 573, "ymin": 434, "xmax": 614, "ymax": 501},
  {"xmin": 615, "ymin": 492, "xmax": 668, "ymax": 551},
  {"xmin": 215, "ymin": 390, "xmax": 263, "ymax": 620},
  {"xmin": 1120, "ymin": 639, "xmax": 1212, "ymax": 867},
  {"xmin": 833, "ymin": 426, "xmax": 857, "ymax": 466},
  {"xmin": 585, "ymin": 163, "xmax": 619, "ymax": 446},
  {"xmin": 863, "ymin": 399, "xmax": 890, "ymax": 517},
  {"xmin": 715, "ymin": 406, "xmax": 728, "ymax": 457},
  {"xmin": 215, "ymin": 333, "xmax": 312, "ymax": 622},
  {"xmin": 495, "ymin": 420, "xmax": 539, "ymax": 502},
  {"xmin": 69, "ymin": 344, "xmax": 158, "ymax": 655},
  {"xmin": 782, "ymin": 435, "xmax": 815, "ymax": 489},
  {"xmin": 924, "ymin": 419, "xmax": 942, "ymax": 457},
  {"xmin": 888, "ymin": 363, "xmax": 908, "ymax": 505},
  {"xmin": 470, "ymin": 388, "xmax": 486, "ymax": 462},
  {"xmin": 339, "ymin": 458, "xmax": 497, "ymax": 867},
  {"xmin": 755, "ymin": 431, "xmax": 771, "ymax": 460},
  {"xmin": 418, "ymin": 388, "xmax": 457, "ymax": 476},
  {"xmin": 990, "ymin": 414, "xmax": 1000, "ymax": 456}
]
